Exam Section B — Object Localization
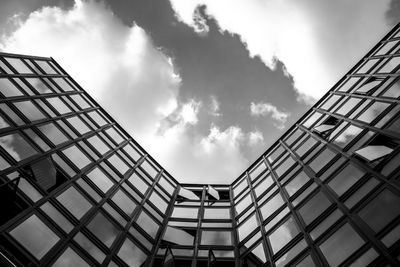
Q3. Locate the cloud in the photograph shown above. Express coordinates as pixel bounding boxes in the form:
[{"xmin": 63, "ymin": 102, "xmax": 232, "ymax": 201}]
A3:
[
  {"xmin": 0, "ymin": 0, "xmax": 180, "ymax": 140},
  {"xmin": 250, "ymin": 102, "xmax": 289, "ymax": 129},
  {"xmin": 169, "ymin": 0, "xmax": 392, "ymax": 103}
]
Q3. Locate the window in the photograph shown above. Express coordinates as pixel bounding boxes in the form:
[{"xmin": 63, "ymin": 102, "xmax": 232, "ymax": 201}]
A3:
[
  {"xmin": 40, "ymin": 202, "xmax": 73, "ymax": 233},
  {"xmin": 254, "ymin": 174, "xmax": 274, "ymax": 197},
  {"xmin": 268, "ymin": 216, "xmax": 299, "ymax": 253},
  {"xmin": 62, "ymin": 145, "xmax": 91, "ymax": 170},
  {"xmin": 38, "ymin": 123, "xmax": 69, "ymax": 145},
  {"xmin": 355, "ymin": 77, "xmax": 383, "ymax": 94},
  {"xmin": 312, "ymin": 116, "xmax": 339, "ymax": 138},
  {"xmin": 204, "ymin": 208, "xmax": 231, "ymax": 219},
  {"xmin": 238, "ymin": 213, "xmax": 258, "ymax": 241},
  {"xmin": 0, "ymin": 78, "xmax": 23, "ymax": 96},
  {"xmin": 332, "ymin": 124, "xmax": 363, "ymax": 148},
  {"xmin": 275, "ymin": 239, "xmax": 307, "ymax": 267},
  {"xmin": 284, "ymin": 171, "xmax": 310, "ymax": 197},
  {"xmin": 319, "ymin": 223, "xmax": 364, "ymax": 267},
  {"xmin": 335, "ymin": 97, "xmax": 361, "ymax": 116},
  {"xmin": 74, "ymin": 232, "xmax": 105, "ymax": 263},
  {"xmin": 328, "ymin": 163, "xmax": 365, "ymax": 197},
  {"xmin": 357, "ymin": 101, "xmax": 390, "ymax": 124},
  {"xmin": 13, "ymin": 101, "xmax": 46, "ymax": 122},
  {"xmin": 87, "ymin": 213, "xmax": 121, "ymax": 247},
  {"xmin": 9, "ymin": 214, "xmax": 59, "ymax": 259},
  {"xmin": 66, "ymin": 116, "xmax": 90, "ymax": 135},
  {"xmin": 86, "ymin": 167, "xmax": 114, "ymax": 193},
  {"xmin": 260, "ymin": 193, "xmax": 284, "ymax": 220},
  {"xmin": 107, "ymin": 153, "xmax": 129, "ymax": 175},
  {"xmin": 201, "ymin": 231, "xmax": 232, "ymax": 246},
  {"xmin": 112, "ymin": 189, "xmax": 136, "ymax": 216},
  {"xmin": 46, "ymin": 97, "xmax": 71, "ymax": 114},
  {"xmin": 309, "ymin": 147, "xmax": 336, "ymax": 173},
  {"xmin": 149, "ymin": 191, "xmax": 168, "ymax": 213},
  {"xmin": 299, "ymin": 191, "xmax": 331, "ymax": 225},
  {"xmin": 118, "ymin": 238, "xmax": 147, "ymax": 266},
  {"xmin": 53, "ymin": 247, "xmax": 89, "ymax": 267},
  {"xmin": 0, "ymin": 133, "xmax": 37, "ymax": 161},
  {"xmin": 320, "ymin": 94, "xmax": 341, "ymax": 110},
  {"xmin": 136, "ymin": 211, "xmax": 159, "ymax": 239},
  {"xmin": 171, "ymin": 207, "xmax": 198, "ymax": 219},
  {"xmin": 57, "ymin": 186, "xmax": 92, "ymax": 219},
  {"xmin": 358, "ymin": 189, "xmax": 400, "ymax": 232}
]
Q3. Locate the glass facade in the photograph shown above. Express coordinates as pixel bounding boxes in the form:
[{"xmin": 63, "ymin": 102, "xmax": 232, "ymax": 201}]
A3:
[{"xmin": 0, "ymin": 24, "xmax": 399, "ymax": 267}]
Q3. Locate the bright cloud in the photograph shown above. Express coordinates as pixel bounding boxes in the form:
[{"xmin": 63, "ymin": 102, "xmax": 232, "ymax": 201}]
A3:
[
  {"xmin": 169, "ymin": 0, "xmax": 392, "ymax": 102},
  {"xmin": 250, "ymin": 102, "xmax": 289, "ymax": 129},
  {"xmin": 0, "ymin": 0, "xmax": 258, "ymax": 183}
]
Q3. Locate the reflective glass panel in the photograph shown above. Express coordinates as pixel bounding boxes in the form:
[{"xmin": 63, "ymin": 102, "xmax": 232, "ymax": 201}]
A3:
[
  {"xmin": 299, "ymin": 191, "xmax": 331, "ymax": 225},
  {"xmin": 87, "ymin": 213, "xmax": 120, "ymax": 248},
  {"xmin": 118, "ymin": 238, "xmax": 147, "ymax": 266},
  {"xmin": 268, "ymin": 216, "xmax": 299, "ymax": 253},
  {"xmin": 57, "ymin": 186, "xmax": 92, "ymax": 219}
]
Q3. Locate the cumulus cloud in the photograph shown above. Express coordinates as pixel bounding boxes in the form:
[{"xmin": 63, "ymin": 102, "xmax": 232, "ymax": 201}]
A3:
[
  {"xmin": 169, "ymin": 0, "xmax": 392, "ymax": 103},
  {"xmin": 0, "ymin": 0, "xmax": 180, "ymax": 139},
  {"xmin": 250, "ymin": 102, "xmax": 289, "ymax": 129}
]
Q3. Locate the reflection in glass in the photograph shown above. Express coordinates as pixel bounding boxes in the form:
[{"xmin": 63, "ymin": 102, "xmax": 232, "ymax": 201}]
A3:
[
  {"xmin": 117, "ymin": 238, "xmax": 147, "ymax": 266},
  {"xmin": 111, "ymin": 189, "xmax": 136, "ymax": 216},
  {"xmin": 163, "ymin": 226, "xmax": 195, "ymax": 245},
  {"xmin": 66, "ymin": 116, "xmax": 90, "ymax": 135},
  {"xmin": 0, "ymin": 133, "xmax": 37, "ymax": 161},
  {"xmin": 319, "ymin": 223, "xmax": 364, "ymax": 267},
  {"xmin": 52, "ymin": 247, "xmax": 89, "ymax": 267},
  {"xmin": 357, "ymin": 102, "xmax": 390, "ymax": 123},
  {"xmin": 38, "ymin": 123, "xmax": 69, "ymax": 145},
  {"xmin": 87, "ymin": 213, "xmax": 121, "ymax": 248},
  {"xmin": 14, "ymin": 101, "xmax": 46, "ymax": 122},
  {"xmin": 74, "ymin": 232, "xmax": 105, "ymax": 263},
  {"xmin": 10, "ymin": 214, "xmax": 59, "ymax": 259},
  {"xmin": 238, "ymin": 213, "xmax": 258, "ymax": 241},
  {"xmin": 136, "ymin": 211, "xmax": 159, "ymax": 238},
  {"xmin": 299, "ymin": 191, "xmax": 331, "ymax": 225},
  {"xmin": 204, "ymin": 208, "xmax": 231, "ymax": 219},
  {"xmin": 86, "ymin": 167, "xmax": 114, "ymax": 193},
  {"xmin": 275, "ymin": 239, "xmax": 307, "ymax": 267},
  {"xmin": 40, "ymin": 202, "xmax": 73, "ymax": 233},
  {"xmin": 358, "ymin": 189, "xmax": 400, "ymax": 232},
  {"xmin": 201, "ymin": 231, "xmax": 232, "ymax": 246},
  {"xmin": 328, "ymin": 164, "xmax": 365, "ymax": 196},
  {"xmin": 268, "ymin": 216, "xmax": 299, "ymax": 253},
  {"xmin": 260, "ymin": 193, "xmax": 284, "ymax": 220},
  {"xmin": 332, "ymin": 125, "xmax": 363, "ymax": 148},
  {"xmin": 0, "ymin": 78, "xmax": 23, "ymax": 96},
  {"xmin": 171, "ymin": 207, "xmax": 198, "ymax": 219},
  {"xmin": 57, "ymin": 186, "xmax": 92, "ymax": 219},
  {"xmin": 285, "ymin": 171, "xmax": 309, "ymax": 196},
  {"xmin": 62, "ymin": 145, "xmax": 91, "ymax": 169}
]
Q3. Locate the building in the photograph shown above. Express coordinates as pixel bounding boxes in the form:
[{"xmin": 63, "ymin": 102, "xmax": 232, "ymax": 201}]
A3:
[{"xmin": 0, "ymin": 23, "xmax": 399, "ymax": 267}]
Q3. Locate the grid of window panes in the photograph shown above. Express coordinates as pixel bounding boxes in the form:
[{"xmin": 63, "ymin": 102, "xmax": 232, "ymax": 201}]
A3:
[
  {"xmin": 230, "ymin": 24, "xmax": 400, "ymax": 267},
  {"xmin": 0, "ymin": 52, "xmax": 178, "ymax": 267},
  {"xmin": 152, "ymin": 185, "xmax": 236, "ymax": 266}
]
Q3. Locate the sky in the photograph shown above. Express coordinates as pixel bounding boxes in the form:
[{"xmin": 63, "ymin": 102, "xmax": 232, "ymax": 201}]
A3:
[{"xmin": 0, "ymin": 0, "xmax": 399, "ymax": 184}]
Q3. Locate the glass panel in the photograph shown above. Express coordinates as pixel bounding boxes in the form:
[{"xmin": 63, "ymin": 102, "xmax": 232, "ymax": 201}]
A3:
[
  {"xmin": 107, "ymin": 154, "xmax": 129, "ymax": 175},
  {"xmin": 38, "ymin": 123, "xmax": 69, "ymax": 145},
  {"xmin": 250, "ymin": 242, "xmax": 266, "ymax": 263},
  {"xmin": 260, "ymin": 193, "xmax": 284, "ymax": 220},
  {"xmin": 87, "ymin": 213, "xmax": 121, "ymax": 248},
  {"xmin": 275, "ymin": 239, "xmax": 307, "ymax": 267},
  {"xmin": 117, "ymin": 238, "xmax": 147, "ymax": 266},
  {"xmin": 238, "ymin": 213, "xmax": 258, "ymax": 241},
  {"xmin": 0, "ymin": 133, "xmax": 37, "ymax": 161},
  {"xmin": 128, "ymin": 172, "xmax": 149, "ymax": 194},
  {"xmin": 0, "ymin": 78, "xmax": 23, "ymax": 96},
  {"xmin": 171, "ymin": 207, "xmax": 198, "ymax": 219},
  {"xmin": 57, "ymin": 186, "xmax": 92, "ymax": 219},
  {"xmin": 112, "ymin": 189, "xmax": 136, "ymax": 216},
  {"xmin": 310, "ymin": 209, "xmax": 343, "ymax": 240},
  {"xmin": 5, "ymin": 57, "xmax": 32, "ymax": 73},
  {"xmin": 14, "ymin": 101, "xmax": 46, "ymax": 121},
  {"xmin": 332, "ymin": 125, "xmax": 363, "ymax": 148},
  {"xmin": 319, "ymin": 223, "xmax": 365, "ymax": 267},
  {"xmin": 235, "ymin": 194, "xmax": 252, "ymax": 215},
  {"xmin": 87, "ymin": 135, "xmax": 109, "ymax": 155},
  {"xmin": 309, "ymin": 147, "xmax": 336, "ymax": 173},
  {"xmin": 74, "ymin": 232, "xmax": 105, "ymax": 263},
  {"xmin": 285, "ymin": 171, "xmax": 309, "ymax": 197},
  {"xmin": 62, "ymin": 145, "xmax": 91, "ymax": 169},
  {"xmin": 70, "ymin": 94, "xmax": 90, "ymax": 109},
  {"xmin": 26, "ymin": 78, "xmax": 52, "ymax": 94},
  {"xmin": 299, "ymin": 191, "xmax": 331, "ymax": 225},
  {"xmin": 204, "ymin": 208, "xmax": 231, "ymax": 219},
  {"xmin": 136, "ymin": 211, "xmax": 159, "ymax": 239},
  {"xmin": 268, "ymin": 216, "xmax": 299, "ymax": 253},
  {"xmin": 52, "ymin": 247, "xmax": 89, "ymax": 267},
  {"xmin": 358, "ymin": 189, "xmax": 400, "ymax": 232},
  {"xmin": 46, "ymin": 97, "xmax": 71, "ymax": 114},
  {"xmin": 66, "ymin": 116, "xmax": 91, "ymax": 135},
  {"xmin": 350, "ymin": 248, "xmax": 378, "ymax": 267},
  {"xmin": 10, "ymin": 214, "xmax": 59, "ymax": 259},
  {"xmin": 336, "ymin": 97, "xmax": 361, "ymax": 115},
  {"xmin": 86, "ymin": 167, "xmax": 114, "ymax": 193},
  {"xmin": 328, "ymin": 164, "xmax": 365, "ymax": 196},
  {"xmin": 149, "ymin": 191, "xmax": 168, "ymax": 213},
  {"xmin": 40, "ymin": 202, "xmax": 73, "ymax": 233},
  {"xmin": 320, "ymin": 95, "xmax": 341, "ymax": 110},
  {"xmin": 275, "ymin": 156, "xmax": 296, "ymax": 177},
  {"xmin": 105, "ymin": 127, "xmax": 124, "ymax": 144},
  {"xmin": 201, "ymin": 231, "xmax": 232, "ymax": 245},
  {"xmin": 357, "ymin": 102, "xmax": 390, "ymax": 124},
  {"xmin": 254, "ymin": 174, "xmax": 274, "ymax": 197}
]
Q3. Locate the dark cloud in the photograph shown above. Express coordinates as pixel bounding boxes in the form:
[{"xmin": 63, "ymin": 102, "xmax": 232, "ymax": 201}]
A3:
[{"xmin": 386, "ymin": 0, "xmax": 400, "ymax": 26}]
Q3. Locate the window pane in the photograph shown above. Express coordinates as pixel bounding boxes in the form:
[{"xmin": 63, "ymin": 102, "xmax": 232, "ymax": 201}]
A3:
[
  {"xmin": 87, "ymin": 213, "xmax": 121, "ymax": 247},
  {"xmin": 299, "ymin": 192, "xmax": 331, "ymax": 225},
  {"xmin": 171, "ymin": 207, "xmax": 198, "ymax": 219},
  {"xmin": 136, "ymin": 211, "xmax": 159, "ymax": 239},
  {"xmin": 62, "ymin": 145, "xmax": 91, "ymax": 169},
  {"xmin": 204, "ymin": 208, "xmax": 231, "ymax": 219},
  {"xmin": 238, "ymin": 213, "xmax": 258, "ymax": 241},
  {"xmin": 0, "ymin": 133, "xmax": 37, "ymax": 161},
  {"xmin": 74, "ymin": 232, "xmax": 105, "ymax": 263},
  {"xmin": 67, "ymin": 116, "xmax": 90, "ymax": 135},
  {"xmin": 0, "ymin": 78, "xmax": 23, "ymax": 96},
  {"xmin": 40, "ymin": 202, "xmax": 73, "ymax": 233},
  {"xmin": 285, "ymin": 171, "xmax": 309, "ymax": 196},
  {"xmin": 332, "ymin": 125, "xmax": 363, "ymax": 148},
  {"xmin": 358, "ymin": 189, "xmax": 400, "ymax": 232},
  {"xmin": 87, "ymin": 135, "xmax": 109, "ymax": 155},
  {"xmin": 328, "ymin": 164, "xmax": 365, "ymax": 196},
  {"xmin": 268, "ymin": 216, "xmax": 299, "ymax": 253},
  {"xmin": 14, "ymin": 101, "xmax": 46, "ymax": 121},
  {"xmin": 260, "ymin": 193, "xmax": 284, "ymax": 220},
  {"xmin": 117, "ymin": 238, "xmax": 147, "ymax": 266},
  {"xmin": 86, "ymin": 167, "xmax": 114, "ymax": 193},
  {"xmin": 201, "ymin": 231, "xmax": 232, "ymax": 245},
  {"xmin": 46, "ymin": 97, "xmax": 71, "ymax": 114},
  {"xmin": 357, "ymin": 102, "xmax": 390, "ymax": 124},
  {"xmin": 10, "ymin": 214, "xmax": 59, "ymax": 259},
  {"xmin": 254, "ymin": 175, "xmax": 274, "ymax": 197},
  {"xmin": 149, "ymin": 191, "xmax": 168, "ymax": 213},
  {"xmin": 112, "ymin": 189, "xmax": 136, "ymax": 216},
  {"xmin": 38, "ymin": 123, "xmax": 69, "ymax": 145},
  {"xmin": 309, "ymin": 147, "xmax": 336, "ymax": 173},
  {"xmin": 107, "ymin": 154, "xmax": 129, "ymax": 175},
  {"xmin": 52, "ymin": 247, "xmax": 89, "ymax": 267},
  {"xmin": 57, "ymin": 186, "xmax": 92, "ymax": 219},
  {"xmin": 319, "ymin": 223, "xmax": 365, "ymax": 267}
]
